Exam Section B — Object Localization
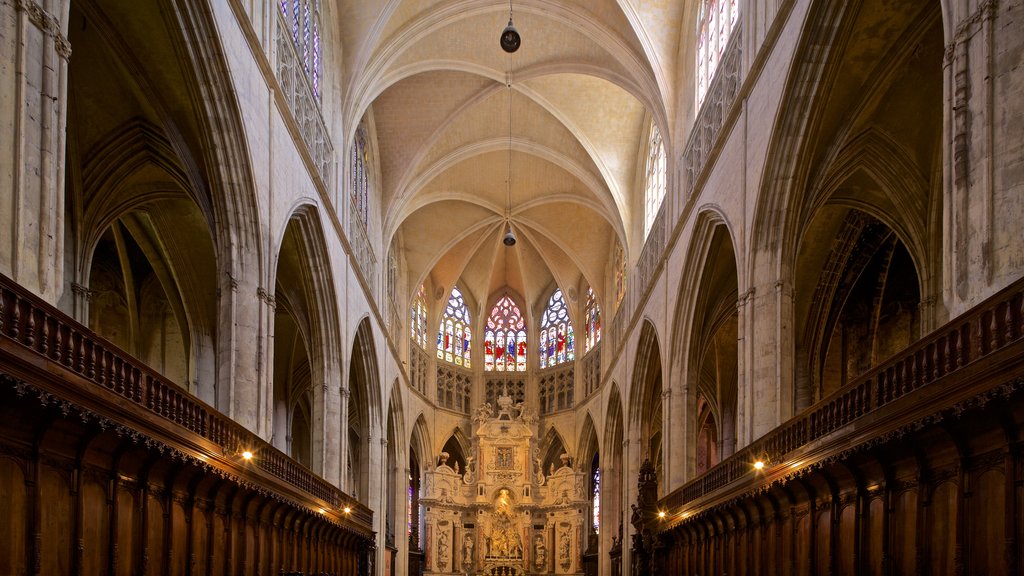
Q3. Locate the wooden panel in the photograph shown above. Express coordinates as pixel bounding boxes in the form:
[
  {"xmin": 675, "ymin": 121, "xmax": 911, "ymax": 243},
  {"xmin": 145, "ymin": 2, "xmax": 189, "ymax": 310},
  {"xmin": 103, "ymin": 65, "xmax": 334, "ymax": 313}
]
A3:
[
  {"xmin": 925, "ymin": 481, "xmax": 957, "ymax": 574},
  {"xmin": 40, "ymin": 465, "xmax": 72, "ymax": 574},
  {"xmin": 117, "ymin": 489, "xmax": 138, "ymax": 576},
  {"xmin": 0, "ymin": 458, "xmax": 26, "ymax": 576},
  {"xmin": 970, "ymin": 468, "xmax": 1006, "ymax": 575},
  {"xmin": 82, "ymin": 479, "xmax": 110, "ymax": 575},
  {"xmin": 837, "ymin": 504, "xmax": 856, "ymax": 576},
  {"xmin": 866, "ymin": 496, "xmax": 884, "ymax": 576},
  {"xmin": 893, "ymin": 488, "xmax": 918, "ymax": 576}
]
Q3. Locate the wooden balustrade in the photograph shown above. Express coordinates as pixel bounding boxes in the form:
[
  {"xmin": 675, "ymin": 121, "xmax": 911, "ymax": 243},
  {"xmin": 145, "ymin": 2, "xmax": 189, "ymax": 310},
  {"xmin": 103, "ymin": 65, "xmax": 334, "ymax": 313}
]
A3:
[
  {"xmin": 0, "ymin": 272, "xmax": 369, "ymax": 526},
  {"xmin": 662, "ymin": 277, "xmax": 1024, "ymax": 513}
]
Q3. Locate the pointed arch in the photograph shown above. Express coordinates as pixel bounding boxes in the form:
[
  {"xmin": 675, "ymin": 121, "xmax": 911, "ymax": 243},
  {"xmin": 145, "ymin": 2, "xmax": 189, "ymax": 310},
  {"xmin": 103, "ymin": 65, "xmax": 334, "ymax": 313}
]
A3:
[
  {"xmin": 539, "ymin": 426, "xmax": 571, "ymax": 475},
  {"xmin": 270, "ymin": 205, "xmax": 343, "ymax": 479},
  {"xmin": 629, "ymin": 320, "xmax": 664, "ymax": 493},
  {"xmin": 347, "ymin": 316, "xmax": 382, "ymax": 503}
]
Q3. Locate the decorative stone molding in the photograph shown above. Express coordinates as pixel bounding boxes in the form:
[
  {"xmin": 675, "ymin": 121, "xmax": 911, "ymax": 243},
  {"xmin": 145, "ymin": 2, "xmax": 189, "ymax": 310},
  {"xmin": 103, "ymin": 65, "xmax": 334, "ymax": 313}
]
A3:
[
  {"xmin": 538, "ymin": 364, "xmax": 574, "ymax": 415},
  {"xmin": 436, "ymin": 363, "xmax": 471, "ymax": 413},
  {"xmin": 274, "ymin": 12, "xmax": 332, "ymax": 183},
  {"xmin": 14, "ymin": 0, "xmax": 71, "ymax": 60}
]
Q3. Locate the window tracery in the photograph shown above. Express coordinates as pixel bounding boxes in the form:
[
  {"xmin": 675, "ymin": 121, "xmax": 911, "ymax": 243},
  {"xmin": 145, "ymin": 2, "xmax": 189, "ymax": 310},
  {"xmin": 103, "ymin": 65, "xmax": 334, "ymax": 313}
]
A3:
[
  {"xmin": 584, "ymin": 286, "xmax": 601, "ymax": 353},
  {"xmin": 696, "ymin": 0, "xmax": 739, "ymax": 105},
  {"xmin": 540, "ymin": 288, "xmax": 574, "ymax": 368},
  {"xmin": 484, "ymin": 296, "xmax": 527, "ymax": 372},
  {"xmin": 436, "ymin": 286, "xmax": 472, "ymax": 368},
  {"xmin": 351, "ymin": 127, "xmax": 370, "ymax": 227},
  {"xmin": 411, "ymin": 284, "xmax": 428, "ymax": 349},
  {"xmin": 644, "ymin": 124, "xmax": 666, "ymax": 238},
  {"xmin": 279, "ymin": 0, "xmax": 322, "ymax": 98}
]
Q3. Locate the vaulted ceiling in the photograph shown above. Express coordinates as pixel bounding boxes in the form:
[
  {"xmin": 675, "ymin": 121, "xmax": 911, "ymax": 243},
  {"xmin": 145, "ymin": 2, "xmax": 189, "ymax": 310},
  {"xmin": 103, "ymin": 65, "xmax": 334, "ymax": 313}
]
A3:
[{"xmin": 339, "ymin": 0, "xmax": 685, "ymax": 316}]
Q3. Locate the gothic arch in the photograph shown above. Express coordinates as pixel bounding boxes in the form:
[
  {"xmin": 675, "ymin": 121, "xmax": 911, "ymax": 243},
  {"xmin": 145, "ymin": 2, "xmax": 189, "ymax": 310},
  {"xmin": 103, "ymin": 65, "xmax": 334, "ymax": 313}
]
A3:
[
  {"xmin": 628, "ymin": 320, "xmax": 664, "ymax": 492},
  {"xmin": 347, "ymin": 316, "xmax": 382, "ymax": 503}
]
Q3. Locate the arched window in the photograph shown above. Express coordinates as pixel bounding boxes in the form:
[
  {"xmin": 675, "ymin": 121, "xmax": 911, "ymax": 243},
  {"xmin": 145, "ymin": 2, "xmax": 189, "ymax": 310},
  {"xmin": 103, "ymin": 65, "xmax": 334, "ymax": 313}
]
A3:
[
  {"xmin": 436, "ymin": 287, "xmax": 472, "ymax": 368},
  {"xmin": 484, "ymin": 296, "xmax": 527, "ymax": 372},
  {"xmin": 351, "ymin": 127, "xmax": 369, "ymax": 227},
  {"xmin": 696, "ymin": 0, "xmax": 739, "ymax": 105},
  {"xmin": 279, "ymin": 0, "xmax": 323, "ymax": 98},
  {"xmin": 411, "ymin": 284, "xmax": 427, "ymax": 349},
  {"xmin": 643, "ymin": 124, "xmax": 666, "ymax": 238},
  {"xmin": 584, "ymin": 286, "xmax": 602, "ymax": 353},
  {"xmin": 539, "ymin": 288, "xmax": 574, "ymax": 368}
]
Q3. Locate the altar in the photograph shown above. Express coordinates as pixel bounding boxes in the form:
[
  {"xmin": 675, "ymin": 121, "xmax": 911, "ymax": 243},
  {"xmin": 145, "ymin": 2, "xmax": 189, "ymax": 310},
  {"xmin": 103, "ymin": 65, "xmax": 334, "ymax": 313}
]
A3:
[{"xmin": 420, "ymin": 387, "xmax": 588, "ymax": 576}]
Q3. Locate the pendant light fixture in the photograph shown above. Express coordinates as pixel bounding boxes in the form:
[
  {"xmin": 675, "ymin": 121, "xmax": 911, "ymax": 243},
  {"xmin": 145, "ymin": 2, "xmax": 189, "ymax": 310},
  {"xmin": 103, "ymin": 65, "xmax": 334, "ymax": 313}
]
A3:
[
  {"xmin": 500, "ymin": 0, "xmax": 520, "ymax": 53},
  {"xmin": 501, "ymin": 1, "xmax": 518, "ymax": 247}
]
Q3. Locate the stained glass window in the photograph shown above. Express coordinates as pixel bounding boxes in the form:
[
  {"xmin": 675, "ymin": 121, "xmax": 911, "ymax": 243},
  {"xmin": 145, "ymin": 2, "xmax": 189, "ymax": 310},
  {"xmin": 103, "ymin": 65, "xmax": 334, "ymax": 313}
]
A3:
[
  {"xmin": 584, "ymin": 287, "xmax": 602, "ymax": 353},
  {"xmin": 539, "ymin": 288, "xmax": 574, "ymax": 368},
  {"xmin": 411, "ymin": 284, "xmax": 427, "ymax": 349},
  {"xmin": 351, "ymin": 127, "xmax": 370, "ymax": 227},
  {"xmin": 696, "ymin": 0, "xmax": 739, "ymax": 105},
  {"xmin": 436, "ymin": 287, "xmax": 472, "ymax": 368},
  {"xmin": 643, "ymin": 123, "xmax": 666, "ymax": 238},
  {"xmin": 484, "ymin": 296, "xmax": 527, "ymax": 372},
  {"xmin": 279, "ymin": 0, "xmax": 323, "ymax": 98}
]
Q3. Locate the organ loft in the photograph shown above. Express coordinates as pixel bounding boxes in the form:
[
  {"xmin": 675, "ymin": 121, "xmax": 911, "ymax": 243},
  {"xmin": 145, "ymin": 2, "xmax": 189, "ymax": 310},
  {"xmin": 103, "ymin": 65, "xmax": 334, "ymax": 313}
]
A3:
[{"xmin": 421, "ymin": 387, "xmax": 588, "ymax": 576}]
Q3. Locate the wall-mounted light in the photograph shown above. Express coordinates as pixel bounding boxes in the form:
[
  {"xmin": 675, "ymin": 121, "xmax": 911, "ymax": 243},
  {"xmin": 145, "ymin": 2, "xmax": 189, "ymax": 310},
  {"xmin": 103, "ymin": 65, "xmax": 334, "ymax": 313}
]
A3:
[
  {"xmin": 241, "ymin": 450, "xmax": 253, "ymax": 461},
  {"xmin": 658, "ymin": 511, "xmax": 666, "ymax": 519},
  {"xmin": 343, "ymin": 506, "xmax": 352, "ymax": 514},
  {"xmin": 753, "ymin": 460, "xmax": 765, "ymax": 470}
]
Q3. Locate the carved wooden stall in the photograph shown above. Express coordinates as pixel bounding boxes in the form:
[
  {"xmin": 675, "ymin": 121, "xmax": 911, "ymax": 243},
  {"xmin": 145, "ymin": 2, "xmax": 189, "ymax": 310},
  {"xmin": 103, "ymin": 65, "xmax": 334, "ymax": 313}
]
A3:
[
  {"xmin": 421, "ymin": 387, "xmax": 588, "ymax": 576},
  {"xmin": 0, "ymin": 273, "xmax": 375, "ymax": 575},
  {"xmin": 655, "ymin": 278, "xmax": 1024, "ymax": 575}
]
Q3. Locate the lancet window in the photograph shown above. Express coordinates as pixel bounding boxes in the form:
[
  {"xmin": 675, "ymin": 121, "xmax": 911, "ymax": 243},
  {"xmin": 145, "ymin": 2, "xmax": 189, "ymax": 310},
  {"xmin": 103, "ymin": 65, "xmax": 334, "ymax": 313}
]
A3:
[
  {"xmin": 540, "ymin": 288, "xmax": 574, "ymax": 368},
  {"xmin": 484, "ymin": 296, "xmax": 527, "ymax": 372},
  {"xmin": 643, "ymin": 123, "xmax": 666, "ymax": 238},
  {"xmin": 436, "ymin": 286, "xmax": 472, "ymax": 368},
  {"xmin": 411, "ymin": 284, "xmax": 427, "ymax": 349},
  {"xmin": 696, "ymin": 0, "xmax": 739, "ymax": 105},
  {"xmin": 584, "ymin": 286, "xmax": 601, "ymax": 353},
  {"xmin": 279, "ymin": 0, "xmax": 322, "ymax": 98}
]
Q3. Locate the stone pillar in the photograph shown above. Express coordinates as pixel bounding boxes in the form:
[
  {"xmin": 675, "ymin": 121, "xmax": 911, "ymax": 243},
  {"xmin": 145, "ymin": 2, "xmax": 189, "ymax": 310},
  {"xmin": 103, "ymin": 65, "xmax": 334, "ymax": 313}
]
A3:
[
  {"xmin": 216, "ymin": 271, "xmax": 267, "ymax": 436},
  {"xmin": 339, "ymin": 385, "xmax": 351, "ymax": 488},
  {"xmin": 0, "ymin": 0, "xmax": 70, "ymax": 304},
  {"xmin": 746, "ymin": 278, "xmax": 794, "ymax": 442},
  {"xmin": 944, "ymin": 0, "xmax": 1024, "ymax": 315}
]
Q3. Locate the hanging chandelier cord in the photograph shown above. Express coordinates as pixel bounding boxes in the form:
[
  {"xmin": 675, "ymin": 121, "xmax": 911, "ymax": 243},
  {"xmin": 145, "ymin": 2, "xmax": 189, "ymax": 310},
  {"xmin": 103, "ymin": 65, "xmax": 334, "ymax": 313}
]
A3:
[{"xmin": 506, "ymin": 39, "xmax": 513, "ymax": 224}]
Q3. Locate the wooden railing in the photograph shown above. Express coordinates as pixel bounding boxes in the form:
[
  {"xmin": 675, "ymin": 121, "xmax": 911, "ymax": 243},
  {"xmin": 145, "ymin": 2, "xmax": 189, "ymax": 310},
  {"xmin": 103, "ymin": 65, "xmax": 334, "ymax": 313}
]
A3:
[
  {"xmin": 0, "ymin": 272, "xmax": 372, "ymax": 531},
  {"xmin": 661, "ymin": 277, "xmax": 1024, "ymax": 512}
]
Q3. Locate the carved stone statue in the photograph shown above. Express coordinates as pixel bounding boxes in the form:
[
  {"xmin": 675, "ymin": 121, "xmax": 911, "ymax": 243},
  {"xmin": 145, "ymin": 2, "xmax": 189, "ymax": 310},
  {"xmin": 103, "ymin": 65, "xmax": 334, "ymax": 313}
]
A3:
[
  {"xmin": 559, "ymin": 530, "xmax": 571, "ymax": 568},
  {"xmin": 438, "ymin": 531, "xmax": 450, "ymax": 567},
  {"xmin": 474, "ymin": 402, "xmax": 494, "ymax": 424},
  {"xmin": 462, "ymin": 456, "xmax": 476, "ymax": 484},
  {"xmin": 462, "ymin": 534, "xmax": 473, "ymax": 566},
  {"xmin": 534, "ymin": 534, "xmax": 547, "ymax": 569}
]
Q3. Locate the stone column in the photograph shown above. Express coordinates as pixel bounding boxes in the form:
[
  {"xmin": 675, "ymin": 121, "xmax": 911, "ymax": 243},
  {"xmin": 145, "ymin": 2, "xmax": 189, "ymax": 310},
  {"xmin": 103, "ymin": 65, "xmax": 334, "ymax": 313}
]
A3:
[
  {"xmin": 944, "ymin": 0, "xmax": 1024, "ymax": 314},
  {"xmin": 746, "ymin": 278, "xmax": 794, "ymax": 442},
  {"xmin": 339, "ymin": 385, "xmax": 351, "ymax": 488},
  {"xmin": 216, "ymin": 271, "xmax": 268, "ymax": 437},
  {"xmin": 0, "ymin": 0, "xmax": 70, "ymax": 304}
]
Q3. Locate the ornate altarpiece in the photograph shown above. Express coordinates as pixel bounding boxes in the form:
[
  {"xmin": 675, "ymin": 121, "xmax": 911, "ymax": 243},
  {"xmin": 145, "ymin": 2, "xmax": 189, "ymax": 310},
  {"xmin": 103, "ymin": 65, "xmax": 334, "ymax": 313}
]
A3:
[{"xmin": 421, "ymin": 388, "xmax": 588, "ymax": 576}]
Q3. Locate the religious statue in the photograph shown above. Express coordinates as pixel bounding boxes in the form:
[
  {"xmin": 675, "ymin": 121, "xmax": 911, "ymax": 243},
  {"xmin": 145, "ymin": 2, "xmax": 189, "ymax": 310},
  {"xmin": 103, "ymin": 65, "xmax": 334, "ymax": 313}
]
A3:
[
  {"xmin": 559, "ymin": 530, "xmax": 571, "ymax": 568},
  {"xmin": 534, "ymin": 448, "xmax": 545, "ymax": 485},
  {"xmin": 462, "ymin": 534, "xmax": 474, "ymax": 566},
  {"xmin": 487, "ymin": 489, "xmax": 523, "ymax": 559},
  {"xmin": 462, "ymin": 456, "xmax": 476, "ymax": 484},
  {"xmin": 533, "ymin": 535, "xmax": 547, "ymax": 569},
  {"xmin": 473, "ymin": 402, "xmax": 493, "ymax": 424},
  {"xmin": 438, "ymin": 531, "xmax": 450, "ymax": 567}
]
